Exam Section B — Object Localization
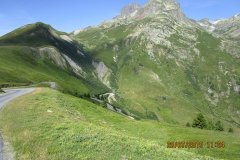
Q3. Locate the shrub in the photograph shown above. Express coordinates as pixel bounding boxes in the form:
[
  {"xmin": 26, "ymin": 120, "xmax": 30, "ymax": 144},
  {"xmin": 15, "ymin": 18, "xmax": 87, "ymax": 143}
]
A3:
[
  {"xmin": 228, "ymin": 128, "xmax": 233, "ymax": 133},
  {"xmin": 186, "ymin": 122, "xmax": 191, "ymax": 127},
  {"xmin": 215, "ymin": 121, "xmax": 224, "ymax": 131},
  {"xmin": 192, "ymin": 113, "xmax": 207, "ymax": 129}
]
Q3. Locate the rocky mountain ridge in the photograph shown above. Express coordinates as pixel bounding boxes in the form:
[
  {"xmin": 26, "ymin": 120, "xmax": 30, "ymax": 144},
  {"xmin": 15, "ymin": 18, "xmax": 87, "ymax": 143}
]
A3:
[
  {"xmin": 198, "ymin": 14, "xmax": 240, "ymax": 39},
  {"xmin": 118, "ymin": 0, "xmax": 185, "ymax": 20}
]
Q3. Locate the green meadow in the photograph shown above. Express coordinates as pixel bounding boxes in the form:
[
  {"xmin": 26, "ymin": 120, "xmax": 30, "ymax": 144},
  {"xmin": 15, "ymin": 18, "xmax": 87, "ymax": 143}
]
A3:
[{"xmin": 0, "ymin": 88, "xmax": 239, "ymax": 159}]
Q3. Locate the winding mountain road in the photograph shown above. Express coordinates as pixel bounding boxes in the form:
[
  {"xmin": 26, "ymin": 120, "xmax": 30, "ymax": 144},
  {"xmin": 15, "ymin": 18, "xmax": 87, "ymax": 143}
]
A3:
[{"xmin": 0, "ymin": 88, "xmax": 34, "ymax": 160}]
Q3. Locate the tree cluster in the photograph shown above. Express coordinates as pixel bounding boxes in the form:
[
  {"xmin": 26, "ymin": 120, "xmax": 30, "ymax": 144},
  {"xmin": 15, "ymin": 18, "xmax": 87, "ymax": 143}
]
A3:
[{"xmin": 186, "ymin": 113, "xmax": 232, "ymax": 132}]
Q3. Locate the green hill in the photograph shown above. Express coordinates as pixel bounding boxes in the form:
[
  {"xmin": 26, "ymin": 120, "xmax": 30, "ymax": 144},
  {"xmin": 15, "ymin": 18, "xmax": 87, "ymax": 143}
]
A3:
[{"xmin": 0, "ymin": 22, "xmax": 109, "ymax": 95}]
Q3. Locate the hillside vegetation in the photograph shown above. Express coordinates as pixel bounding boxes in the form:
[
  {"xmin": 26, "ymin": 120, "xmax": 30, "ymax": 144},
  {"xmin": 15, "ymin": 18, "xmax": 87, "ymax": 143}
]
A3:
[
  {"xmin": 0, "ymin": 88, "xmax": 239, "ymax": 159},
  {"xmin": 0, "ymin": 46, "xmax": 89, "ymax": 94}
]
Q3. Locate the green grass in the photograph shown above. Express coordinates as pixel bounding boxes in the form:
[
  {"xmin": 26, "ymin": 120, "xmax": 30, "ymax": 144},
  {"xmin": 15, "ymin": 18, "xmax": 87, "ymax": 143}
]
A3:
[
  {"xmin": 0, "ymin": 23, "xmax": 53, "ymax": 47},
  {"xmin": 0, "ymin": 88, "xmax": 239, "ymax": 159},
  {"xmin": 0, "ymin": 46, "xmax": 90, "ymax": 94}
]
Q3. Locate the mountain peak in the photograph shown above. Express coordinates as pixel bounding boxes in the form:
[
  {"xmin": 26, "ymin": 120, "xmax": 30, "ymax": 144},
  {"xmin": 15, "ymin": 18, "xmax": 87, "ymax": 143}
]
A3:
[
  {"xmin": 120, "ymin": 3, "xmax": 142, "ymax": 18},
  {"xmin": 35, "ymin": 22, "xmax": 51, "ymax": 28},
  {"xmin": 146, "ymin": 0, "xmax": 179, "ymax": 9},
  {"xmin": 146, "ymin": 0, "xmax": 181, "ymax": 12},
  {"xmin": 116, "ymin": 0, "xmax": 185, "ymax": 21},
  {"xmin": 0, "ymin": 22, "xmax": 72, "ymax": 46},
  {"xmin": 143, "ymin": 0, "xmax": 185, "ymax": 19}
]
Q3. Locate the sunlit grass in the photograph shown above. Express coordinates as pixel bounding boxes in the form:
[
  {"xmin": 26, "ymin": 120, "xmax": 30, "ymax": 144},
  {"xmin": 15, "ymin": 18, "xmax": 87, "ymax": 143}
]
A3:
[{"xmin": 0, "ymin": 88, "xmax": 239, "ymax": 159}]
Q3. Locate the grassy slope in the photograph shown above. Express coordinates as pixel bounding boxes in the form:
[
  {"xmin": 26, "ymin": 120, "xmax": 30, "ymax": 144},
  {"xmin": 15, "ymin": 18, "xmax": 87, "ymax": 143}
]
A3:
[
  {"xmin": 0, "ymin": 88, "xmax": 239, "ymax": 160},
  {"xmin": 0, "ymin": 22, "xmax": 110, "ymax": 95},
  {"xmin": 0, "ymin": 46, "xmax": 89, "ymax": 94}
]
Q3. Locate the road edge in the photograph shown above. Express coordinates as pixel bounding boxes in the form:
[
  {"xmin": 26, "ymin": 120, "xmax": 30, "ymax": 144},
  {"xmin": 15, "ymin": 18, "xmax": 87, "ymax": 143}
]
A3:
[{"xmin": 0, "ymin": 88, "xmax": 35, "ymax": 160}]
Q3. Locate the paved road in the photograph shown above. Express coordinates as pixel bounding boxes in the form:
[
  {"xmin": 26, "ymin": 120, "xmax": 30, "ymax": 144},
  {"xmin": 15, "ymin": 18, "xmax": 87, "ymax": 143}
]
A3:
[{"xmin": 0, "ymin": 88, "xmax": 34, "ymax": 160}]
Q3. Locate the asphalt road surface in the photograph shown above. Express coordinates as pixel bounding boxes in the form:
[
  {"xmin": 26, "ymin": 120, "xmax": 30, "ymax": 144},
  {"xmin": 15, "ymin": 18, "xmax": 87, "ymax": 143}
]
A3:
[{"xmin": 0, "ymin": 88, "xmax": 34, "ymax": 160}]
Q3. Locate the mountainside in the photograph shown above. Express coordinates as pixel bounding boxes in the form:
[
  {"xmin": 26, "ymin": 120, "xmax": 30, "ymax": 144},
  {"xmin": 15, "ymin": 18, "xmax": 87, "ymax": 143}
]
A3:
[
  {"xmin": 73, "ymin": 0, "xmax": 240, "ymax": 125},
  {"xmin": 198, "ymin": 15, "xmax": 240, "ymax": 58},
  {"xmin": 198, "ymin": 14, "xmax": 240, "ymax": 39},
  {"xmin": 0, "ymin": 22, "xmax": 109, "ymax": 95}
]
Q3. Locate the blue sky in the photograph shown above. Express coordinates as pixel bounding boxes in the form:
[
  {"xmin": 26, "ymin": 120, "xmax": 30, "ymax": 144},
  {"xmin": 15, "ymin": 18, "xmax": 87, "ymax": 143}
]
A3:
[{"xmin": 0, "ymin": 0, "xmax": 240, "ymax": 36}]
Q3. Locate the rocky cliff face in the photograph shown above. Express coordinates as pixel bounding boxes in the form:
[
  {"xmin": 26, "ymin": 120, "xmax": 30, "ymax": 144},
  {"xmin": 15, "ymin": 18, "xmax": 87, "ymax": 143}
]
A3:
[
  {"xmin": 198, "ymin": 18, "xmax": 216, "ymax": 32},
  {"xmin": 120, "ymin": 3, "xmax": 141, "ymax": 19},
  {"xmin": 214, "ymin": 14, "xmax": 240, "ymax": 38},
  {"xmin": 143, "ymin": 0, "xmax": 185, "ymax": 20}
]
